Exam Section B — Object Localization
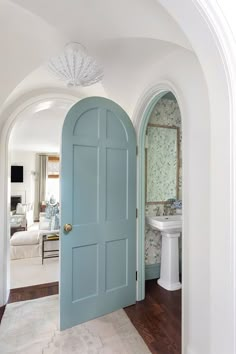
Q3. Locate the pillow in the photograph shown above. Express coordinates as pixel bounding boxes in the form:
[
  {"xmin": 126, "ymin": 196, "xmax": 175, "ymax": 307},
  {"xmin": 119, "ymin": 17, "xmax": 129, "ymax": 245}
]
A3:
[
  {"xmin": 50, "ymin": 216, "xmax": 55, "ymax": 230},
  {"xmin": 16, "ymin": 203, "xmax": 26, "ymax": 215},
  {"xmin": 27, "ymin": 203, "xmax": 33, "ymax": 211},
  {"xmin": 49, "ymin": 214, "xmax": 60, "ymax": 230},
  {"xmin": 45, "ymin": 202, "xmax": 59, "ymax": 219}
]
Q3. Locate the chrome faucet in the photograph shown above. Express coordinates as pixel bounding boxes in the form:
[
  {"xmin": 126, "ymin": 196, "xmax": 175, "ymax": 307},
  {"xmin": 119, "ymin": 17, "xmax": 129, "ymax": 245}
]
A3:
[
  {"xmin": 154, "ymin": 206, "xmax": 160, "ymax": 216},
  {"xmin": 163, "ymin": 200, "xmax": 175, "ymax": 216},
  {"xmin": 163, "ymin": 204, "xmax": 170, "ymax": 216}
]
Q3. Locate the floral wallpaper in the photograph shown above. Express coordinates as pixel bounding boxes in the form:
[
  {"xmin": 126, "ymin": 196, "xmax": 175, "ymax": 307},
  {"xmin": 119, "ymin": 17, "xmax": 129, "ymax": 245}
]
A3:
[
  {"xmin": 145, "ymin": 225, "xmax": 162, "ymax": 264},
  {"xmin": 145, "ymin": 94, "xmax": 182, "ymax": 267},
  {"xmin": 146, "ymin": 126, "xmax": 178, "ymax": 202}
]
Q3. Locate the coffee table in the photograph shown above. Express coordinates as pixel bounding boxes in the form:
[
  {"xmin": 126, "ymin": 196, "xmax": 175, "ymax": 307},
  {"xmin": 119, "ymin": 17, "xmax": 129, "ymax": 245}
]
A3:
[{"xmin": 42, "ymin": 233, "xmax": 59, "ymax": 264}]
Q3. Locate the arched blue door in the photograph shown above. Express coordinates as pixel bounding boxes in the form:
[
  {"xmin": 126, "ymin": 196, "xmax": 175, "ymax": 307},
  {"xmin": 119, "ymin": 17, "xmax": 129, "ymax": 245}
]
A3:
[{"xmin": 60, "ymin": 97, "xmax": 136, "ymax": 330}]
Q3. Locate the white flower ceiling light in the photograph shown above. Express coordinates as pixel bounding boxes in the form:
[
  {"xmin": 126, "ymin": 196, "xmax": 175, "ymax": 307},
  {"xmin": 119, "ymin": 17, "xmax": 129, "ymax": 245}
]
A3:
[{"xmin": 48, "ymin": 42, "xmax": 103, "ymax": 87}]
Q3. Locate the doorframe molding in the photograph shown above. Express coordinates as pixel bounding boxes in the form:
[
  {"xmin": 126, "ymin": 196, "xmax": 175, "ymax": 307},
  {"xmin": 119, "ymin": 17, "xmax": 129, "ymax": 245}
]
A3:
[{"xmin": 133, "ymin": 81, "xmax": 185, "ymax": 302}]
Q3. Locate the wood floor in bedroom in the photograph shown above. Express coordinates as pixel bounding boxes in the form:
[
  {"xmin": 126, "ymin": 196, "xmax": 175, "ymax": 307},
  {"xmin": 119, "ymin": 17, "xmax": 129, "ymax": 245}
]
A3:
[{"xmin": 0, "ymin": 279, "xmax": 181, "ymax": 354}]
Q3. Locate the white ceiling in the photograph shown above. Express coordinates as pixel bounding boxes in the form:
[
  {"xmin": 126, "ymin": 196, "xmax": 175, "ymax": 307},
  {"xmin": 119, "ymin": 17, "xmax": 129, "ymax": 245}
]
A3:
[
  {"xmin": 8, "ymin": 37, "xmax": 181, "ymax": 153},
  {"xmin": 3, "ymin": 0, "xmax": 194, "ymax": 153},
  {"xmin": 11, "ymin": 0, "xmax": 192, "ymax": 50},
  {"xmin": 8, "ymin": 37, "xmax": 177, "ymax": 108},
  {"xmin": 0, "ymin": 0, "xmax": 192, "ymax": 115},
  {"xmin": 9, "ymin": 99, "xmax": 74, "ymax": 153}
]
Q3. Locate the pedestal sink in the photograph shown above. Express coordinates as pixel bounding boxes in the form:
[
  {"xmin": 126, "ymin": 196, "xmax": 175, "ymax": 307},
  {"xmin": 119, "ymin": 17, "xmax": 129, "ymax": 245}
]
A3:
[{"xmin": 146, "ymin": 215, "xmax": 182, "ymax": 291}]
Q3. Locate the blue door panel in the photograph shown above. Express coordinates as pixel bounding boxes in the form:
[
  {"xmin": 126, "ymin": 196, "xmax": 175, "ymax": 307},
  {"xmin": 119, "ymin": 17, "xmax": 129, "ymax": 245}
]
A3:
[
  {"xmin": 106, "ymin": 148, "xmax": 128, "ymax": 221},
  {"xmin": 73, "ymin": 108, "xmax": 100, "ymax": 139},
  {"xmin": 106, "ymin": 110, "xmax": 127, "ymax": 142},
  {"xmin": 72, "ymin": 244, "xmax": 98, "ymax": 301},
  {"xmin": 73, "ymin": 145, "xmax": 99, "ymax": 225},
  {"xmin": 105, "ymin": 238, "xmax": 128, "ymax": 291},
  {"xmin": 60, "ymin": 97, "xmax": 136, "ymax": 330}
]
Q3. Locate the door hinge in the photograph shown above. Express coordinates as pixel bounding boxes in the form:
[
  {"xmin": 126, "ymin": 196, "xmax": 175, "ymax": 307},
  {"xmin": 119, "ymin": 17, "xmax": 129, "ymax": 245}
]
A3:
[
  {"xmin": 136, "ymin": 271, "xmax": 138, "ymax": 281},
  {"xmin": 136, "ymin": 208, "xmax": 138, "ymax": 218},
  {"xmin": 136, "ymin": 146, "xmax": 138, "ymax": 155}
]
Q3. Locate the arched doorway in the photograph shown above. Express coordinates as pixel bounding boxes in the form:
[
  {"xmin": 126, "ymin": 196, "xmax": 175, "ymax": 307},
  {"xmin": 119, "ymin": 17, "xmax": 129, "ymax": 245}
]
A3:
[
  {"xmin": 0, "ymin": 91, "xmax": 79, "ymax": 301},
  {"xmin": 0, "ymin": 2, "xmax": 235, "ymax": 352},
  {"xmin": 135, "ymin": 87, "xmax": 183, "ymax": 302}
]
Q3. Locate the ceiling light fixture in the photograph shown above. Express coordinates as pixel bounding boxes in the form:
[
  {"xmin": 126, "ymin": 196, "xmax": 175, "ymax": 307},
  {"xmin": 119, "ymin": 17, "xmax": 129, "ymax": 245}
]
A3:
[{"xmin": 48, "ymin": 42, "xmax": 103, "ymax": 87}]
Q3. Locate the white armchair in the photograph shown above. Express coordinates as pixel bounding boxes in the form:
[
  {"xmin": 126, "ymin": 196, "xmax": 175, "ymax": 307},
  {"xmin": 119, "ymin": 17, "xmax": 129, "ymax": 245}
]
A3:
[
  {"xmin": 10, "ymin": 213, "xmax": 27, "ymax": 228},
  {"xmin": 10, "ymin": 203, "xmax": 34, "ymax": 230}
]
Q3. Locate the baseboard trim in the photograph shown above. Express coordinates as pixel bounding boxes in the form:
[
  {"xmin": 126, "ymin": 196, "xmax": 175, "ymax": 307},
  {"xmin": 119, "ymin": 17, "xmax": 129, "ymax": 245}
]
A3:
[{"xmin": 145, "ymin": 263, "xmax": 160, "ymax": 280}]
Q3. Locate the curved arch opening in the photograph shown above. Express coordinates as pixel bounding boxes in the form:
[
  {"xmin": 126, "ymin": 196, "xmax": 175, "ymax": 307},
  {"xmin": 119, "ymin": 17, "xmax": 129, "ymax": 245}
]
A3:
[
  {"xmin": 135, "ymin": 84, "xmax": 184, "ymax": 301},
  {"xmin": 0, "ymin": 1, "xmax": 235, "ymax": 352},
  {"xmin": 1, "ymin": 92, "xmax": 79, "ymax": 295}
]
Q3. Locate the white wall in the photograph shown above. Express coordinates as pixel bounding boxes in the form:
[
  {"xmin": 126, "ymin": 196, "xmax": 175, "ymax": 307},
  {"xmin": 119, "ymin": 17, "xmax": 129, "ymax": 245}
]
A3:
[
  {"xmin": 133, "ymin": 48, "xmax": 210, "ymax": 354},
  {"xmin": 157, "ymin": 2, "xmax": 236, "ymax": 353},
  {"xmin": 10, "ymin": 150, "xmax": 36, "ymax": 205},
  {"xmin": 0, "ymin": 46, "xmax": 227, "ymax": 354},
  {"xmin": 0, "ymin": 1, "xmax": 65, "ymax": 114},
  {"xmin": 0, "ymin": 1, "xmax": 236, "ymax": 354}
]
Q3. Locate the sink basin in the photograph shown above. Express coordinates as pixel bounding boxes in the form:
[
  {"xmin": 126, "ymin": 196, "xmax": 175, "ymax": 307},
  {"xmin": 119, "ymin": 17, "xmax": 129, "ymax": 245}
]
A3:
[{"xmin": 146, "ymin": 215, "xmax": 182, "ymax": 233}]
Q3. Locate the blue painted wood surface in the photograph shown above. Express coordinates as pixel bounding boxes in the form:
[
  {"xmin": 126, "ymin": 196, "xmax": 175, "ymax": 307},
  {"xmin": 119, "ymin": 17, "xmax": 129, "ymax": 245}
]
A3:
[{"xmin": 60, "ymin": 97, "xmax": 136, "ymax": 330}]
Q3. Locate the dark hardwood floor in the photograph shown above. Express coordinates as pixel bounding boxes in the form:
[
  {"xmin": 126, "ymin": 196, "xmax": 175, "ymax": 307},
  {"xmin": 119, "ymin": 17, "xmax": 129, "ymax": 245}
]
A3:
[
  {"xmin": 8, "ymin": 281, "xmax": 58, "ymax": 303},
  {"xmin": 125, "ymin": 279, "xmax": 181, "ymax": 354},
  {"xmin": 0, "ymin": 305, "xmax": 6, "ymax": 324},
  {"xmin": 0, "ymin": 280, "xmax": 181, "ymax": 354}
]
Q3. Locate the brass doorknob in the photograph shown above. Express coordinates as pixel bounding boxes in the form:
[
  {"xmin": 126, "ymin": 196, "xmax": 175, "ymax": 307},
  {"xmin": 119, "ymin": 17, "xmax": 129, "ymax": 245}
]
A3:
[{"xmin": 64, "ymin": 223, "xmax": 72, "ymax": 233}]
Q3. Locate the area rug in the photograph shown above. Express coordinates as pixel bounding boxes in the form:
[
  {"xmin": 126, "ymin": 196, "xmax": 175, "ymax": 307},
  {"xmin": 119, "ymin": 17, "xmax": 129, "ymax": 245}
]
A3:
[
  {"xmin": 0, "ymin": 295, "xmax": 150, "ymax": 354},
  {"xmin": 10, "ymin": 257, "xmax": 59, "ymax": 289}
]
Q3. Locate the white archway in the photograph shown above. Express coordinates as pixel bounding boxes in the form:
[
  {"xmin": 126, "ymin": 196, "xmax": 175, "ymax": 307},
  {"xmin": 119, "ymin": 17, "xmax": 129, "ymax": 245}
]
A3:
[
  {"xmin": 135, "ymin": 1, "xmax": 236, "ymax": 352},
  {"xmin": 0, "ymin": 1, "xmax": 236, "ymax": 353},
  {"xmin": 132, "ymin": 81, "xmax": 186, "ymax": 351},
  {"xmin": 0, "ymin": 89, "xmax": 80, "ymax": 308},
  {"xmin": 133, "ymin": 81, "xmax": 185, "ymax": 299}
]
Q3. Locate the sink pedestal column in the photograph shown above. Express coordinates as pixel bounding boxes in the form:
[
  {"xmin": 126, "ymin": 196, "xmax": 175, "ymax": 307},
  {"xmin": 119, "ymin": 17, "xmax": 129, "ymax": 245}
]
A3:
[{"xmin": 158, "ymin": 231, "xmax": 181, "ymax": 291}]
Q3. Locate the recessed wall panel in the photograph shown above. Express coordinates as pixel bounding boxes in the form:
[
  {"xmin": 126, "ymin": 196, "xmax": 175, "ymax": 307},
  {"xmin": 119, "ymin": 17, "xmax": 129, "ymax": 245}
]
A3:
[
  {"xmin": 73, "ymin": 145, "xmax": 98, "ymax": 225},
  {"xmin": 72, "ymin": 244, "xmax": 98, "ymax": 302},
  {"xmin": 106, "ymin": 148, "xmax": 127, "ymax": 221},
  {"xmin": 105, "ymin": 238, "xmax": 127, "ymax": 291}
]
